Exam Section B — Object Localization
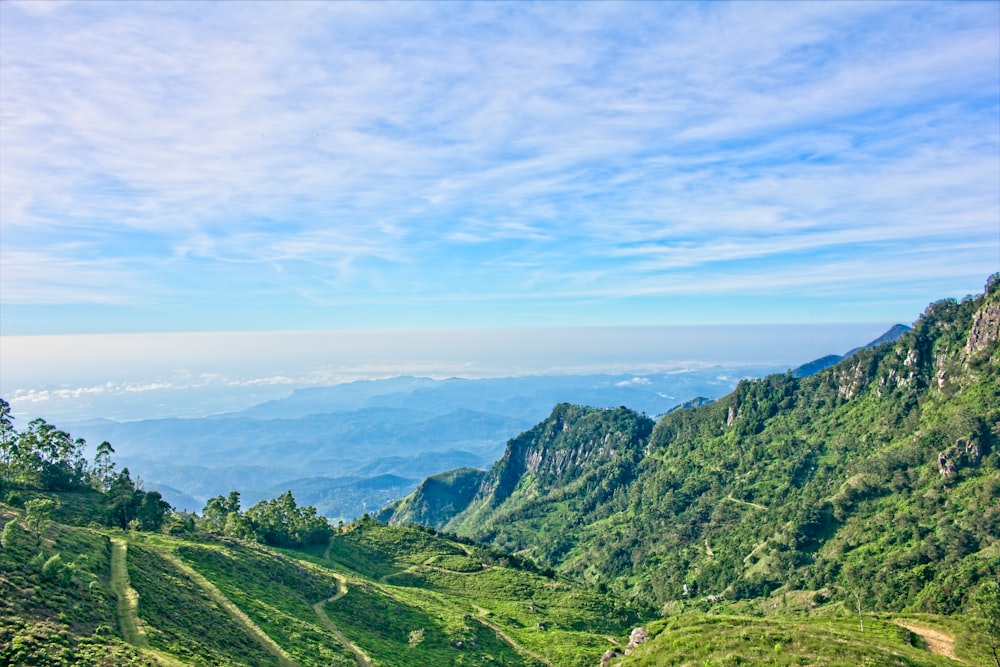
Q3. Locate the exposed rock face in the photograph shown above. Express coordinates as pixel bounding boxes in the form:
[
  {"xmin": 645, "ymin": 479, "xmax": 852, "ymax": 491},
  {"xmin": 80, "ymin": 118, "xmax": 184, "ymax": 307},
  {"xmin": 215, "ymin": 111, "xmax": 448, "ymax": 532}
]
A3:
[
  {"xmin": 600, "ymin": 649, "xmax": 622, "ymax": 666},
  {"xmin": 965, "ymin": 300, "xmax": 1000, "ymax": 357},
  {"xmin": 938, "ymin": 438, "xmax": 982, "ymax": 477},
  {"xmin": 837, "ymin": 357, "xmax": 874, "ymax": 399},
  {"xmin": 483, "ymin": 403, "xmax": 653, "ymax": 508},
  {"xmin": 623, "ymin": 626, "xmax": 648, "ymax": 655}
]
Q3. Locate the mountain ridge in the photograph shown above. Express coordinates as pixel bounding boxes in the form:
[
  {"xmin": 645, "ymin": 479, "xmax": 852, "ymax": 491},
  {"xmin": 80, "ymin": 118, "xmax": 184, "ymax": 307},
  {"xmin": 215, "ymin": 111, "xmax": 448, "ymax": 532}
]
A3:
[
  {"xmin": 792, "ymin": 322, "xmax": 912, "ymax": 377},
  {"xmin": 380, "ymin": 276, "xmax": 1000, "ymax": 616}
]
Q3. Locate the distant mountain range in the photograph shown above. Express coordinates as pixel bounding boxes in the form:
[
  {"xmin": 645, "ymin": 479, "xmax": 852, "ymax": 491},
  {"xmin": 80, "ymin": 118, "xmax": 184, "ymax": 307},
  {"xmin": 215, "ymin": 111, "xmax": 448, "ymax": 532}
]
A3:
[
  {"xmin": 65, "ymin": 365, "xmax": 782, "ymax": 516},
  {"xmin": 62, "ymin": 325, "xmax": 907, "ymax": 519},
  {"xmin": 792, "ymin": 323, "xmax": 911, "ymax": 377}
]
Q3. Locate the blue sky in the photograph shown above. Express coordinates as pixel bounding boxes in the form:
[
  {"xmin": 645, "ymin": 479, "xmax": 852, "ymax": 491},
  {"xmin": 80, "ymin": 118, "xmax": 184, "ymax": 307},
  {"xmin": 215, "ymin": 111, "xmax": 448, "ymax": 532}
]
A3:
[{"xmin": 1, "ymin": 0, "xmax": 998, "ymax": 336}]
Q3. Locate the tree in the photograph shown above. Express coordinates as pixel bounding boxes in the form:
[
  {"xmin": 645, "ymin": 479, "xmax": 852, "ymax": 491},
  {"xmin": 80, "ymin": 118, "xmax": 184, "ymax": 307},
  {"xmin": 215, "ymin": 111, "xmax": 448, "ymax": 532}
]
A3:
[
  {"xmin": 137, "ymin": 491, "xmax": 171, "ymax": 531},
  {"xmin": 1, "ymin": 519, "xmax": 22, "ymax": 550},
  {"xmin": 11, "ymin": 419, "xmax": 88, "ymax": 490},
  {"xmin": 105, "ymin": 468, "xmax": 171, "ymax": 531},
  {"xmin": 975, "ymin": 575, "xmax": 1000, "ymax": 667},
  {"xmin": 201, "ymin": 491, "xmax": 241, "ymax": 533},
  {"xmin": 0, "ymin": 398, "xmax": 15, "ymax": 485},
  {"xmin": 107, "ymin": 468, "xmax": 142, "ymax": 530},
  {"xmin": 92, "ymin": 441, "xmax": 116, "ymax": 491},
  {"xmin": 24, "ymin": 497, "xmax": 57, "ymax": 533},
  {"xmin": 841, "ymin": 565, "xmax": 866, "ymax": 633},
  {"xmin": 242, "ymin": 491, "xmax": 332, "ymax": 548}
]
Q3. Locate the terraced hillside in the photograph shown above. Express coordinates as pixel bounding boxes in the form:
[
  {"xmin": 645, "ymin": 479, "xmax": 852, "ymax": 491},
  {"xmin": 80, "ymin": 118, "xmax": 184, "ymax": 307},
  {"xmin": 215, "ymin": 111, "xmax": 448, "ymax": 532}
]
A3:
[{"xmin": 0, "ymin": 495, "xmax": 639, "ymax": 666}]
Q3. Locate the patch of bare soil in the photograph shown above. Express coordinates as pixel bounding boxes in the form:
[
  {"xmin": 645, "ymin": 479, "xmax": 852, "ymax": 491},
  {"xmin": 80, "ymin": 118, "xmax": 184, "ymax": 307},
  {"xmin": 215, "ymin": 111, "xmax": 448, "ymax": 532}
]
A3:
[{"xmin": 894, "ymin": 621, "xmax": 963, "ymax": 663}]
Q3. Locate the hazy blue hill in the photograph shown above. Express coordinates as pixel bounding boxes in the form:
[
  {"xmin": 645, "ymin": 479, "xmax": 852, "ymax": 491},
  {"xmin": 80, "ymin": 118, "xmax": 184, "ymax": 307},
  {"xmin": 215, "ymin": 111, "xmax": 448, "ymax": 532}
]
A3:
[
  {"xmin": 242, "ymin": 376, "xmax": 442, "ymax": 419},
  {"xmin": 242, "ymin": 474, "xmax": 420, "ymax": 521},
  {"xmin": 843, "ymin": 322, "xmax": 913, "ymax": 356},
  {"xmin": 666, "ymin": 396, "xmax": 716, "ymax": 413},
  {"xmin": 791, "ymin": 353, "xmax": 844, "ymax": 377},
  {"xmin": 351, "ymin": 449, "xmax": 486, "ymax": 478},
  {"xmin": 64, "ymin": 368, "xmax": 783, "ymax": 519},
  {"xmin": 792, "ymin": 323, "xmax": 911, "ymax": 377},
  {"xmin": 146, "ymin": 482, "xmax": 203, "ymax": 513}
]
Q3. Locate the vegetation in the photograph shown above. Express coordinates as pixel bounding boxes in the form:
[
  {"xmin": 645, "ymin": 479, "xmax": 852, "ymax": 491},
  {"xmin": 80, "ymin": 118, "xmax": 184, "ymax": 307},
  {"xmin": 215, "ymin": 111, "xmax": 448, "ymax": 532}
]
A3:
[
  {"xmin": 1, "ymin": 275, "xmax": 998, "ymax": 665},
  {"xmin": 379, "ymin": 278, "xmax": 1000, "ymax": 628},
  {"xmin": 201, "ymin": 490, "xmax": 333, "ymax": 548},
  {"xmin": 0, "ymin": 500, "xmax": 155, "ymax": 666},
  {"xmin": 618, "ymin": 614, "xmax": 965, "ymax": 666}
]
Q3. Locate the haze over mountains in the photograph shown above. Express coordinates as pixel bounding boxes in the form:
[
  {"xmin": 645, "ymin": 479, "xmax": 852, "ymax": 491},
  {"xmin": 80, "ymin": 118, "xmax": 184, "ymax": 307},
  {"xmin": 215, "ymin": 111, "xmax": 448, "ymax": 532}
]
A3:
[{"xmin": 62, "ymin": 326, "xmax": 908, "ymax": 518}]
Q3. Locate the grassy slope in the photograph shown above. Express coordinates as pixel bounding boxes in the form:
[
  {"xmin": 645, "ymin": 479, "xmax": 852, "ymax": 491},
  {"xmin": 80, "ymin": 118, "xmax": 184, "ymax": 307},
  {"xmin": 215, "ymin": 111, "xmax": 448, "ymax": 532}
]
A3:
[
  {"xmin": 309, "ymin": 520, "xmax": 634, "ymax": 666},
  {"xmin": 0, "ymin": 502, "xmax": 156, "ymax": 667},
  {"xmin": 613, "ymin": 614, "xmax": 968, "ymax": 667}
]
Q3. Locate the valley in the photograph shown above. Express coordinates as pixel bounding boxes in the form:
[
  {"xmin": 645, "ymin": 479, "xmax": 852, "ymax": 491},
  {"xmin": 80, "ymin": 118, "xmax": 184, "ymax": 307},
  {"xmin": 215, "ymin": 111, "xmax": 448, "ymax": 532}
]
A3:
[{"xmin": 1, "ymin": 277, "xmax": 998, "ymax": 666}]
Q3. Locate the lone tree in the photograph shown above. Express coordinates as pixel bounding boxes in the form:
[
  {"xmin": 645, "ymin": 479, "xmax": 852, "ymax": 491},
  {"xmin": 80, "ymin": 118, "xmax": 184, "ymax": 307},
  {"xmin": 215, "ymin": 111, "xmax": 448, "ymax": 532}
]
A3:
[
  {"xmin": 841, "ymin": 565, "xmax": 866, "ymax": 633},
  {"xmin": 976, "ymin": 575, "xmax": 1000, "ymax": 667}
]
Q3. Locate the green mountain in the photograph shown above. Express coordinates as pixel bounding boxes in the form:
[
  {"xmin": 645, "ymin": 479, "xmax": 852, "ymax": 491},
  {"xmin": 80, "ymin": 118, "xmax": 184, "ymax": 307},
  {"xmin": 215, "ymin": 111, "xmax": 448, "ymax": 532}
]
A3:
[
  {"xmin": 375, "ymin": 467, "xmax": 486, "ymax": 531},
  {"xmin": 2, "ymin": 276, "xmax": 999, "ymax": 666},
  {"xmin": 383, "ymin": 277, "xmax": 1000, "ymax": 622}
]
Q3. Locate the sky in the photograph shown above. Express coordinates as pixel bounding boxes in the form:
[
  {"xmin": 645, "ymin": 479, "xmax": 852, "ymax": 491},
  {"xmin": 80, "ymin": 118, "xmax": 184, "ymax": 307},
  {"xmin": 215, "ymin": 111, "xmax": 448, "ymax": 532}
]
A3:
[
  {"xmin": 0, "ymin": 0, "xmax": 997, "ymax": 337},
  {"xmin": 0, "ymin": 1, "xmax": 998, "ymax": 421}
]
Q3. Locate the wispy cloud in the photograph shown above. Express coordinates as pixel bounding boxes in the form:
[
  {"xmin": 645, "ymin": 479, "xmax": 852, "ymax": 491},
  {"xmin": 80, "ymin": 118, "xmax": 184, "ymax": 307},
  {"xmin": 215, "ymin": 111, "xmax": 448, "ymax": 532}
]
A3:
[{"xmin": 1, "ymin": 1, "xmax": 997, "ymax": 332}]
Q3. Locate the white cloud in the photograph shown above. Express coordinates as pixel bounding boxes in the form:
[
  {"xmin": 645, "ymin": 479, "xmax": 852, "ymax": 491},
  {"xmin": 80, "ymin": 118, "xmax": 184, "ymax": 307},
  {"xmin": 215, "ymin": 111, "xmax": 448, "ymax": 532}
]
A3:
[
  {"xmin": 0, "ymin": 1, "xmax": 996, "ymax": 329},
  {"xmin": 616, "ymin": 377, "xmax": 652, "ymax": 387}
]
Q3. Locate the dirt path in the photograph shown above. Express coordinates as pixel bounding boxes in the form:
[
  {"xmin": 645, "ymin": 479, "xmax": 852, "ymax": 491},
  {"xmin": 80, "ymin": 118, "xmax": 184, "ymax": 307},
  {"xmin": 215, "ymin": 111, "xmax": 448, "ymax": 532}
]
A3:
[
  {"xmin": 471, "ymin": 604, "xmax": 554, "ymax": 667},
  {"xmin": 157, "ymin": 549, "xmax": 298, "ymax": 667},
  {"xmin": 313, "ymin": 576, "xmax": 373, "ymax": 667},
  {"xmin": 318, "ymin": 536, "xmax": 373, "ymax": 666},
  {"xmin": 321, "ymin": 537, "xmax": 541, "ymax": 666},
  {"xmin": 109, "ymin": 537, "xmax": 189, "ymax": 667},
  {"xmin": 110, "ymin": 538, "xmax": 148, "ymax": 648},
  {"xmin": 894, "ymin": 621, "xmax": 964, "ymax": 663}
]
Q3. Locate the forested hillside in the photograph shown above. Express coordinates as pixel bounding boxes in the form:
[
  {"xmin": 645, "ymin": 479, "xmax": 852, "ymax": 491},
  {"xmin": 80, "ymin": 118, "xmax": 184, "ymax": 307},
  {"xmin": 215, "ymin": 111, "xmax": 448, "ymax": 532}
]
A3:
[
  {"xmin": 2, "ymin": 277, "xmax": 998, "ymax": 666},
  {"xmin": 386, "ymin": 276, "xmax": 1000, "ymax": 620}
]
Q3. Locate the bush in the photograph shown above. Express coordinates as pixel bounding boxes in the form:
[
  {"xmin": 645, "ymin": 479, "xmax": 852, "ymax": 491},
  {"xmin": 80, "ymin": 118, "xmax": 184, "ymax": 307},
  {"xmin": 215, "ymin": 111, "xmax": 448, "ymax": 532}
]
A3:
[
  {"xmin": 41, "ymin": 553, "xmax": 65, "ymax": 581},
  {"xmin": 1, "ymin": 519, "xmax": 22, "ymax": 549}
]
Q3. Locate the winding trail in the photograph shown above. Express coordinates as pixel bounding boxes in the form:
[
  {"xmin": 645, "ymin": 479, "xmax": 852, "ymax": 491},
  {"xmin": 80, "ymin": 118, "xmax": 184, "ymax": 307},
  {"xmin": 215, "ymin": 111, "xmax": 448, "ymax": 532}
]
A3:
[
  {"xmin": 109, "ymin": 537, "xmax": 188, "ymax": 667},
  {"xmin": 470, "ymin": 604, "xmax": 554, "ymax": 667},
  {"xmin": 316, "ymin": 537, "xmax": 373, "ymax": 666},
  {"xmin": 312, "ymin": 577, "xmax": 373, "ymax": 667},
  {"xmin": 894, "ymin": 621, "xmax": 964, "ymax": 663},
  {"xmin": 321, "ymin": 536, "xmax": 552, "ymax": 667},
  {"xmin": 110, "ymin": 538, "xmax": 147, "ymax": 647},
  {"xmin": 157, "ymin": 548, "xmax": 298, "ymax": 667},
  {"xmin": 374, "ymin": 548, "xmax": 553, "ymax": 666}
]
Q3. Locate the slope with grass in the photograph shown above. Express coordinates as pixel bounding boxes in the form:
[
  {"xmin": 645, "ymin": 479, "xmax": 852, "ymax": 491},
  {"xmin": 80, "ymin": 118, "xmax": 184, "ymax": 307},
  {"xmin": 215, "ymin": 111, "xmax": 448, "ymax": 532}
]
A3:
[
  {"xmin": 312, "ymin": 519, "xmax": 637, "ymax": 666},
  {"xmin": 611, "ymin": 614, "xmax": 967, "ymax": 667},
  {"xmin": 0, "ymin": 502, "xmax": 155, "ymax": 666}
]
